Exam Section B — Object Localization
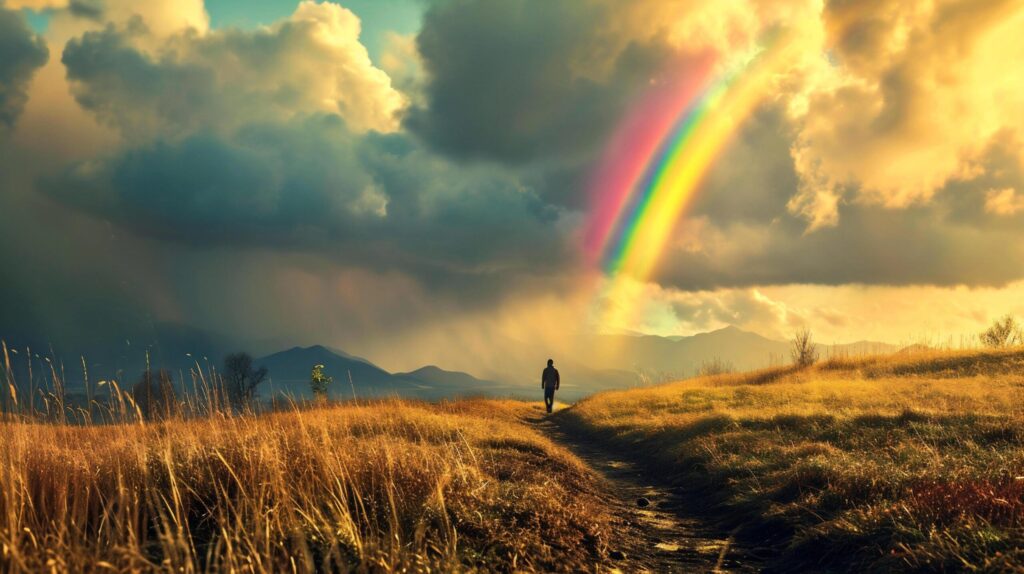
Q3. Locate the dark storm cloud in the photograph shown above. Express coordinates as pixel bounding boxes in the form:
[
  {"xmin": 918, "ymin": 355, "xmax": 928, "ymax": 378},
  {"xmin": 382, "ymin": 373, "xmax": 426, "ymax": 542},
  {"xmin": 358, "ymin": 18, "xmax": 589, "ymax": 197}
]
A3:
[
  {"xmin": 405, "ymin": 0, "xmax": 685, "ymax": 164},
  {"xmin": 68, "ymin": 0, "xmax": 104, "ymax": 21},
  {"xmin": 60, "ymin": 24, "xmax": 220, "ymax": 138},
  {"xmin": 49, "ymin": 18, "xmax": 574, "ymax": 294},
  {"xmin": 47, "ymin": 114, "xmax": 571, "ymax": 289},
  {"xmin": 0, "ymin": 6, "xmax": 48, "ymax": 128}
]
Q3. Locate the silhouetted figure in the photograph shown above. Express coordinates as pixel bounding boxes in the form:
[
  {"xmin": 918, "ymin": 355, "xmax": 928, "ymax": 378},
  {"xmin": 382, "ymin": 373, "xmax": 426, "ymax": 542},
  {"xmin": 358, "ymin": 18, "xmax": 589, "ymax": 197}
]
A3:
[{"xmin": 541, "ymin": 358, "xmax": 560, "ymax": 413}]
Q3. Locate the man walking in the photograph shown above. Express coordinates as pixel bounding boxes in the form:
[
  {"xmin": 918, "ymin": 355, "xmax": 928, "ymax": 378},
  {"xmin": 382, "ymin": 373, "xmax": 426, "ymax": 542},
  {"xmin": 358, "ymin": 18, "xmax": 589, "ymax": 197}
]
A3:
[{"xmin": 541, "ymin": 358, "xmax": 560, "ymax": 413}]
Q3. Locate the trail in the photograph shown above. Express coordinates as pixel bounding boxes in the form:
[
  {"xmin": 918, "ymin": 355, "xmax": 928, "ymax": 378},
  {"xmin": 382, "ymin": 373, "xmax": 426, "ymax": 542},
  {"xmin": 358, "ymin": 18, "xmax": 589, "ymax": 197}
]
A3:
[{"xmin": 525, "ymin": 404, "xmax": 763, "ymax": 574}]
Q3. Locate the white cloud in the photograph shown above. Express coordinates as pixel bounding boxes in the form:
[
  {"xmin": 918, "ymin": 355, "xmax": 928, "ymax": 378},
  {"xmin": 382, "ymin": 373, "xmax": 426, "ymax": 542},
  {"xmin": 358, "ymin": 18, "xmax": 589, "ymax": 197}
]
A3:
[{"xmin": 60, "ymin": 1, "xmax": 405, "ymax": 141}]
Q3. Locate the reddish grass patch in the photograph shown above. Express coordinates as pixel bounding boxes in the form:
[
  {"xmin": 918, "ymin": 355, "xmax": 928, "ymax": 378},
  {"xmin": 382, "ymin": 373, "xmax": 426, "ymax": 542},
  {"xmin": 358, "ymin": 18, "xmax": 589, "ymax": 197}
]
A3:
[{"xmin": 907, "ymin": 478, "xmax": 1024, "ymax": 527}]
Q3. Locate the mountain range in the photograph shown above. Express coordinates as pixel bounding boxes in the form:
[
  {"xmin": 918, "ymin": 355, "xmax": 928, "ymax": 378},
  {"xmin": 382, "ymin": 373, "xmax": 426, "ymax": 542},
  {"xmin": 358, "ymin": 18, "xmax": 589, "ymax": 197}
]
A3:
[{"xmin": 253, "ymin": 345, "xmax": 518, "ymax": 401}]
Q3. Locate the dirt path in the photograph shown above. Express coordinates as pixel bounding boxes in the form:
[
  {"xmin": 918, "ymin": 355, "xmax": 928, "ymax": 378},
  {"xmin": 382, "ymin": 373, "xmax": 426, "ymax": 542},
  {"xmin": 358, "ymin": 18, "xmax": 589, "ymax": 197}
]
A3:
[{"xmin": 525, "ymin": 404, "xmax": 763, "ymax": 574}]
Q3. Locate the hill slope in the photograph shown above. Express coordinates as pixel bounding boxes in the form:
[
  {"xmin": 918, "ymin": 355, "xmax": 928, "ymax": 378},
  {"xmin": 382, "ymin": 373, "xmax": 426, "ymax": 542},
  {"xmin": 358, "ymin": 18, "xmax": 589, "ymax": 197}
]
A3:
[
  {"xmin": 559, "ymin": 347, "xmax": 1024, "ymax": 572},
  {"xmin": 0, "ymin": 399, "xmax": 625, "ymax": 572}
]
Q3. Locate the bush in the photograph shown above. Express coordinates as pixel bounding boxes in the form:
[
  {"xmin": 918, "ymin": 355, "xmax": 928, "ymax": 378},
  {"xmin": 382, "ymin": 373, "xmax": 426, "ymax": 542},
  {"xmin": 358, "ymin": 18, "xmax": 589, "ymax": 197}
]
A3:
[
  {"xmin": 980, "ymin": 315, "xmax": 1023, "ymax": 348},
  {"xmin": 791, "ymin": 327, "xmax": 818, "ymax": 367},
  {"xmin": 696, "ymin": 357, "xmax": 734, "ymax": 376}
]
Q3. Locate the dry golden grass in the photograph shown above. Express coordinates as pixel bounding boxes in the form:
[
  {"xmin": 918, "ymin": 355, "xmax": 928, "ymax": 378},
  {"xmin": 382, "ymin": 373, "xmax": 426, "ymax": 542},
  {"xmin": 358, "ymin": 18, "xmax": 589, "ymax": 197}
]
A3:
[
  {"xmin": 560, "ymin": 347, "xmax": 1024, "ymax": 572},
  {"xmin": 0, "ymin": 398, "xmax": 615, "ymax": 573}
]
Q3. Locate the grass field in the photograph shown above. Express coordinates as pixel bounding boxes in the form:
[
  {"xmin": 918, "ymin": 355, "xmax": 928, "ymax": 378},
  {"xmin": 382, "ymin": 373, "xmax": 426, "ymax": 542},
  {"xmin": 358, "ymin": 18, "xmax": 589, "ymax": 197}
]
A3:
[
  {"xmin": 6, "ymin": 347, "xmax": 1024, "ymax": 572},
  {"xmin": 0, "ymin": 399, "xmax": 615, "ymax": 573},
  {"xmin": 559, "ymin": 347, "xmax": 1024, "ymax": 572}
]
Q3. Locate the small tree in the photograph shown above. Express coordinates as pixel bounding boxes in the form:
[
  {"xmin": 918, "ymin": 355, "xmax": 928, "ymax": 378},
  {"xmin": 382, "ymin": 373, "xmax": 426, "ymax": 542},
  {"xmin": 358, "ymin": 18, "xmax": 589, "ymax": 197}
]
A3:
[
  {"xmin": 310, "ymin": 364, "xmax": 332, "ymax": 400},
  {"xmin": 980, "ymin": 315, "xmax": 1023, "ymax": 348},
  {"xmin": 222, "ymin": 352, "xmax": 268, "ymax": 409},
  {"xmin": 791, "ymin": 327, "xmax": 818, "ymax": 368},
  {"xmin": 132, "ymin": 369, "xmax": 177, "ymax": 420}
]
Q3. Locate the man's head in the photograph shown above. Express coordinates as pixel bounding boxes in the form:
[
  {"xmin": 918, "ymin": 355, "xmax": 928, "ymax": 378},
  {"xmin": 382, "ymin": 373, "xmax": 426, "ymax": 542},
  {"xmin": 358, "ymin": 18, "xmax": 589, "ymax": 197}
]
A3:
[{"xmin": 547, "ymin": 359, "xmax": 554, "ymax": 367}]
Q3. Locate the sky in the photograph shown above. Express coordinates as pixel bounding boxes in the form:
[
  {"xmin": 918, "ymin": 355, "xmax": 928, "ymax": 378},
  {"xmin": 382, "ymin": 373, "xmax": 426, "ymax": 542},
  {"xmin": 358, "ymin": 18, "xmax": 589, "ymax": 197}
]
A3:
[{"xmin": 1, "ymin": 0, "xmax": 1023, "ymax": 375}]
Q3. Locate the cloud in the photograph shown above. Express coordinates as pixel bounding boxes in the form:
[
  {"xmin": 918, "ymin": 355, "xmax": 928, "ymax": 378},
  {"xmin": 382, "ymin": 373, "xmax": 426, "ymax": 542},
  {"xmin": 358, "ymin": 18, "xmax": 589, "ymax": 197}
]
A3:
[
  {"xmin": 671, "ymin": 288, "xmax": 807, "ymax": 339},
  {"xmin": 590, "ymin": 276, "xmax": 808, "ymax": 340},
  {"xmin": 787, "ymin": 0, "xmax": 1024, "ymax": 227},
  {"xmin": 630, "ymin": 104, "xmax": 1024, "ymax": 291},
  {"xmin": 0, "ymin": 0, "xmax": 586, "ymax": 365},
  {"xmin": 984, "ymin": 188, "xmax": 1024, "ymax": 216},
  {"xmin": 657, "ymin": 199, "xmax": 1024, "ymax": 290},
  {"xmin": 44, "ymin": 1, "xmax": 581, "ymax": 299},
  {"xmin": 47, "ymin": 114, "xmax": 574, "ymax": 294},
  {"xmin": 16, "ymin": 0, "xmax": 210, "ymax": 38},
  {"xmin": 61, "ymin": 1, "xmax": 404, "ymax": 140},
  {"xmin": 405, "ymin": 0, "xmax": 1024, "ymax": 234},
  {"xmin": 4, "ymin": 0, "xmax": 66, "ymax": 9},
  {"xmin": 598, "ymin": 278, "xmax": 1024, "ymax": 346},
  {"xmin": 404, "ymin": 0, "xmax": 707, "ymax": 163},
  {"xmin": 6, "ymin": 0, "xmax": 1024, "ymax": 369},
  {"xmin": 378, "ymin": 31, "xmax": 424, "ymax": 106},
  {"xmin": 0, "ymin": 7, "xmax": 48, "ymax": 128}
]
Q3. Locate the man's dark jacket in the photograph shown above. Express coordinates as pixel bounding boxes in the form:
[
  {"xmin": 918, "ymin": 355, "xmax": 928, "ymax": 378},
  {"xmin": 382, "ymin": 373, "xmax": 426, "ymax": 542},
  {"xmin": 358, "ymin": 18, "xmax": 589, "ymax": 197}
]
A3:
[{"xmin": 542, "ymin": 366, "xmax": 560, "ymax": 391}]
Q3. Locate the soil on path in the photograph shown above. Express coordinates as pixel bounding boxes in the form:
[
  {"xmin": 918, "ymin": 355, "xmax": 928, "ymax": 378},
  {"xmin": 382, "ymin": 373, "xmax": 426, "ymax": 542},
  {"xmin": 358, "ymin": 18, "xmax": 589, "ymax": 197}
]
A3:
[{"xmin": 525, "ymin": 403, "xmax": 764, "ymax": 574}]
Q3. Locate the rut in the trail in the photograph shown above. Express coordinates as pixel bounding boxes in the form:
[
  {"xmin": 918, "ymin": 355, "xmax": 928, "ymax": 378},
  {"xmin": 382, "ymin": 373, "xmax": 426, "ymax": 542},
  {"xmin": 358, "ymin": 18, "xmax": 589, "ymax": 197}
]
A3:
[{"xmin": 527, "ymin": 406, "xmax": 764, "ymax": 574}]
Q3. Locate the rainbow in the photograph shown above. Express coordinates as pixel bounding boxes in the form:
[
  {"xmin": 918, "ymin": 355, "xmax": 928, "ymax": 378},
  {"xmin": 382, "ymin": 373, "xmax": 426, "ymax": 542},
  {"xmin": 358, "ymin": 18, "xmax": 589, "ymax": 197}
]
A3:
[{"xmin": 585, "ymin": 36, "xmax": 794, "ymax": 330}]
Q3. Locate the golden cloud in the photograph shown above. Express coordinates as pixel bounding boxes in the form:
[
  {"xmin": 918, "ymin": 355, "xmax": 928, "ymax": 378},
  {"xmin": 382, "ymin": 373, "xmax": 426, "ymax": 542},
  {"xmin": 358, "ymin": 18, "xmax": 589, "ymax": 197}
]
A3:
[{"xmin": 788, "ymin": 0, "xmax": 1024, "ymax": 228}]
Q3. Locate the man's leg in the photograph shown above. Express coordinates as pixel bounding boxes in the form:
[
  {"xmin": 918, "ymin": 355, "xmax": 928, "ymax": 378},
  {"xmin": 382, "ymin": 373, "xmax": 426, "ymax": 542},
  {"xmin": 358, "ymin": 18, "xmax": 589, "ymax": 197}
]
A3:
[{"xmin": 544, "ymin": 389, "xmax": 554, "ymax": 413}]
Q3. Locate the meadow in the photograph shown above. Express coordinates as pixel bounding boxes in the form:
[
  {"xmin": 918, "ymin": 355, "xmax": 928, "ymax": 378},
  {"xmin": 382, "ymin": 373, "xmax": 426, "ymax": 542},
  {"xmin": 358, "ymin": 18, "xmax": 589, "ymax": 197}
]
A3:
[
  {"xmin": 0, "ymin": 398, "xmax": 616, "ymax": 573},
  {"xmin": 5, "ymin": 346, "xmax": 1024, "ymax": 572},
  {"xmin": 560, "ymin": 347, "xmax": 1024, "ymax": 572}
]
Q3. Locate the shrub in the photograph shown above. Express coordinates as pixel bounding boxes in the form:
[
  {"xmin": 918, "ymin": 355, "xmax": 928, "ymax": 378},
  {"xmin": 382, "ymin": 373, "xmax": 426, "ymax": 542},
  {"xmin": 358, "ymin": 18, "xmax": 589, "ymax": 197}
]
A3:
[
  {"xmin": 791, "ymin": 327, "xmax": 818, "ymax": 367},
  {"xmin": 979, "ymin": 315, "xmax": 1023, "ymax": 348},
  {"xmin": 310, "ymin": 363, "xmax": 333, "ymax": 399},
  {"xmin": 696, "ymin": 357, "xmax": 734, "ymax": 376}
]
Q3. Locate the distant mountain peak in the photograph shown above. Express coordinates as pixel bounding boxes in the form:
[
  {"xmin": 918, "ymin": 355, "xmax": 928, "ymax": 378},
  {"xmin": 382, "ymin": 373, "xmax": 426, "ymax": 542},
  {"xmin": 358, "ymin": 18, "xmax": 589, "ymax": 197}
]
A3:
[
  {"xmin": 407, "ymin": 365, "xmax": 444, "ymax": 374},
  {"xmin": 695, "ymin": 325, "xmax": 777, "ymax": 341}
]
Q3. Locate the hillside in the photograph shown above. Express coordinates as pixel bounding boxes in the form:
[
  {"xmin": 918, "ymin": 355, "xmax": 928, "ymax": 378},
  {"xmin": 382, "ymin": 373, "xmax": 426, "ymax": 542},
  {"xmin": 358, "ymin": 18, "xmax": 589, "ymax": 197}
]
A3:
[
  {"xmin": 0, "ymin": 399, "xmax": 627, "ymax": 572},
  {"xmin": 558, "ymin": 347, "xmax": 1024, "ymax": 572}
]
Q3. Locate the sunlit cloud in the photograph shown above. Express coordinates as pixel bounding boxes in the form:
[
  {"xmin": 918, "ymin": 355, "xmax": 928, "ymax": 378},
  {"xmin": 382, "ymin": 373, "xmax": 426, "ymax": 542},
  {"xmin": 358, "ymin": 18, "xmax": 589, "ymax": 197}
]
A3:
[{"xmin": 984, "ymin": 188, "xmax": 1024, "ymax": 216}]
